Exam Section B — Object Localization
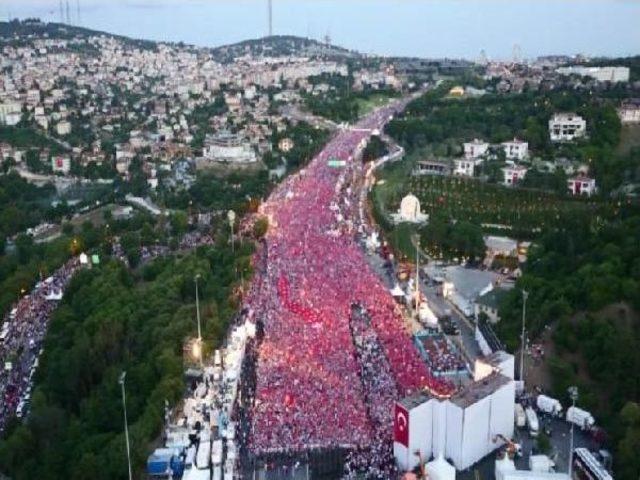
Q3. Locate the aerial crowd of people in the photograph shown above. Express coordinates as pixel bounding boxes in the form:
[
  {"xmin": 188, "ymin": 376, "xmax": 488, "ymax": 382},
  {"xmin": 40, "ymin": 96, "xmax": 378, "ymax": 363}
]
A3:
[
  {"xmin": 240, "ymin": 100, "xmax": 456, "ymax": 477},
  {"xmin": 1, "ymin": 94, "xmax": 454, "ymax": 478},
  {"xmin": 0, "ymin": 257, "xmax": 83, "ymax": 432},
  {"xmin": 419, "ymin": 333, "xmax": 467, "ymax": 375}
]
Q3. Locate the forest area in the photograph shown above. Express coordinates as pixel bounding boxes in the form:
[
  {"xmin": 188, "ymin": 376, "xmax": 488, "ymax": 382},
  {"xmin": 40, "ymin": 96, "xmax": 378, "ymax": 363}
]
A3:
[{"xmin": 0, "ymin": 241, "xmax": 252, "ymax": 480}]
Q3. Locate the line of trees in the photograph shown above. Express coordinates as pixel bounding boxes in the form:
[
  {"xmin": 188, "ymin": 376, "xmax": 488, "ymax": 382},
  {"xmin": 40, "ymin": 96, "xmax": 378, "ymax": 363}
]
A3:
[{"xmin": 495, "ymin": 210, "xmax": 640, "ymax": 479}]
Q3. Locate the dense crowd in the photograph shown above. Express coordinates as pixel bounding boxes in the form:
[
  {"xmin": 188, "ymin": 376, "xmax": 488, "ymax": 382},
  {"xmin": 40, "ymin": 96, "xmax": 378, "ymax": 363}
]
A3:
[
  {"xmin": 179, "ymin": 231, "xmax": 215, "ymax": 250},
  {"xmin": 0, "ymin": 258, "xmax": 83, "ymax": 432},
  {"xmin": 243, "ymin": 99, "xmax": 456, "ymax": 469},
  {"xmin": 419, "ymin": 334, "xmax": 467, "ymax": 375},
  {"xmin": 345, "ymin": 304, "xmax": 399, "ymax": 478}
]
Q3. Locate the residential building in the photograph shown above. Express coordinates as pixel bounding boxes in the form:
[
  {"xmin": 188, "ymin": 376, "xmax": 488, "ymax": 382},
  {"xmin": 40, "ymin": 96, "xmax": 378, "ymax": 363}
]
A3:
[
  {"xmin": 549, "ymin": 113, "xmax": 586, "ymax": 142},
  {"xmin": 475, "ymin": 288, "xmax": 508, "ymax": 324},
  {"xmin": 51, "ymin": 155, "xmax": 71, "ymax": 174},
  {"xmin": 0, "ymin": 101, "xmax": 21, "ymax": 125},
  {"xmin": 567, "ymin": 176, "xmax": 596, "ymax": 196},
  {"xmin": 556, "ymin": 65, "xmax": 630, "ymax": 83},
  {"xmin": 26, "ymin": 89, "xmax": 41, "ymax": 105},
  {"xmin": 501, "ymin": 139, "xmax": 528, "ymax": 161},
  {"xmin": 3, "ymin": 111, "xmax": 21, "ymax": 126},
  {"xmin": 56, "ymin": 120, "xmax": 72, "ymax": 136},
  {"xmin": 502, "ymin": 165, "xmax": 528, "ymax": 186},
  {"xmin": 201, "ymin": 130, "xmax": 257, "ymax": 165},
  {"xmin": 463, "ymin": 139, "xmax": 489, "ymax": 159},
  {"xmin": 414, "ymin": 159, "xmax": 452, "ymax": 176},
  {"xmin": 618, "ymin": 99, "xmax": 640, "ymax": 124},
  {"xmin": 454, "ymin": 158, "xmax": 481, "ymax": 177}
]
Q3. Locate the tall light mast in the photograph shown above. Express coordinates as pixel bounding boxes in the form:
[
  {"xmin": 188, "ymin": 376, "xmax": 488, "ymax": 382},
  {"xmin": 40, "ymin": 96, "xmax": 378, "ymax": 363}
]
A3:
[
  {"xmin": 415, "ymin": 237, "xmax": 420, "ymax": 315},
  {"xmin": 520, "ymin": 289, "xmax": 529, "ymax": 384}
]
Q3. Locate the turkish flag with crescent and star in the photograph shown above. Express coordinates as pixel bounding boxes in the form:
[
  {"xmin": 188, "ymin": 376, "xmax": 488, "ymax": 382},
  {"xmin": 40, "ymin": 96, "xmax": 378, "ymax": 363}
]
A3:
[{"xmin": 394, "ymin": 402, "xmax": 409, "ymax": 447}]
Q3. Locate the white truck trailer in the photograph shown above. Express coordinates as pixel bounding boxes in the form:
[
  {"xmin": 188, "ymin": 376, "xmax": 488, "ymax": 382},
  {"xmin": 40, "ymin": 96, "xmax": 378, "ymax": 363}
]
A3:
[
  {"xmin": 566, "ymin": 406, "xmax": 595, "ymax": 430},
  {"xmin": 525, "ymin": 407, "xmax": 539, "ymax": 437},
  {"xmin": 537, "ymin": 394, "xmax": 563, "ymax": 416}
]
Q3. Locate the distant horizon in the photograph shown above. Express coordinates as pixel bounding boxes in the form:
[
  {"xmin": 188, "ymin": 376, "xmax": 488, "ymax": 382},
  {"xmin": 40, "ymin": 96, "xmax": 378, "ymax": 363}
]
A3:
[{"xmin": 2, "ymin": 0, "xmax": 640, "ymax": 60}]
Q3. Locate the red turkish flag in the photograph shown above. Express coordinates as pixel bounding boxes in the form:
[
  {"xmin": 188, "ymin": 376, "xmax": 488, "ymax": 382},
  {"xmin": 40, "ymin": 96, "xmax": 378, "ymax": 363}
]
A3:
[{"xmin": 394, "ymin": 403, "xmax": 409, "ymax": 447}]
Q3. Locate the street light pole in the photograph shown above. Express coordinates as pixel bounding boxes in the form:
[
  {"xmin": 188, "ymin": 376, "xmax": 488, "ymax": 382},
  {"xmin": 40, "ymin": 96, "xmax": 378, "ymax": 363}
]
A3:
[
  {"xmin": 195, "ymin": 274, "xmax": 203, "ymax": 366},
  {"xmin": 415, "ymin": 238, "xmax": 420, "ymax": 315},
  {"xmin": 119, "ymin": 371, "xmax": 133, "ymax": 480},
  {"xmin": 520, "ymin": 289, "xmax": 529, "ymax": 384},
  {"xmin": 568, "ymin": 386, "xmax": 578, "ymax": 478},
  {"xmin": 227, "ymin": 210, "xmax": 236, "ymax": 254},
  {"xmin": 195, "ymin": 274, "xmax": 202, "ymax": 340}
]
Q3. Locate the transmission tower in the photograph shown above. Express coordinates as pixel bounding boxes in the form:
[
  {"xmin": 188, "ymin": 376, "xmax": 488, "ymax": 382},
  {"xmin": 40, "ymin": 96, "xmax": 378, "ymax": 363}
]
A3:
[
  {"xmin": 478, "ymin": 49, "xmax": 488, "ymax": 66},
  {"xmin": 76, "ymin": 0, "xmax": 81, "ymax": 25},
  {"xmin": 324, "ymin": 30, "xmax": 331, "ymax": 46},
  {"xmin": 59, "ymin": 0, "xmax": 64, "ymax": 23},
  {"xmin": 267, "ymin": 0, "xmax": 273, "ymax": 37},
  {"xmin": 65, "ymin": 0, "xmax": 70, "ymax": 24},
  {"xmin": 512, "ymin": 43, "xmax": 522, "ymax": 64}
]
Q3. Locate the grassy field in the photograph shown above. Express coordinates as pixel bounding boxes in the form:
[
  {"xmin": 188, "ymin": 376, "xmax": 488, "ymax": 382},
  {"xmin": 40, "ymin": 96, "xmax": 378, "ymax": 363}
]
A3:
[
  {"xmin": 617, "ymin": 124, "xmax": 640, "ymax": 155},
  {"xmin": 356, "ymin": 93, "xmax": 397, "ymax": 117},
  {"xmin": 372, "ymin": 159, "xmax": 618, "ymax": 240}
]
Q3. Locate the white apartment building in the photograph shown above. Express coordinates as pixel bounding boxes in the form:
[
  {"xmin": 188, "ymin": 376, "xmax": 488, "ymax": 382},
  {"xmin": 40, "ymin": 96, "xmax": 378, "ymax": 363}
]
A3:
[
  {"xmin": 502, "ymin": 165, "xmax": 528, "ymax": 186},
  {"xmin": 56, "ymin": 120, "xmax": 72, "ymax": 136},
  {"xmin": 618, "ymin": 99, "xmax": 640, "ymax": 124},
  {"xmin": 454, "ymin": 158, "xmax": 482, "ymax": 177},
  {"xmin": 0, "ymin": 101, "xmax": 22, "ymax": 125},
  {"xmin": 26, "ymin": 89, "xmax": 41, "ymax": 105},
  {"xmin": 549, "ymin": 113, "xmax": 586, "ymax": 142},
  {"xmin": 567, "ymin": 176, "xmax": 596, "ymax": 196},
  {"xmin": 463, "ymin": 139, "xmax": 489, "ymax": 159},
  {"xmin": 501, "ymin": 139, "xmax": 528, "ymax": 161},
  {"xmin": 35, "ymin": 115, "xmax": 48, "ymax": 130},
  {"xmin": 556, "ymin": 65, "xmax": 630, "ymax": 83},
  {"xmin": 202, "ymin": 131, "xmax": 256, "ymax": 165}
]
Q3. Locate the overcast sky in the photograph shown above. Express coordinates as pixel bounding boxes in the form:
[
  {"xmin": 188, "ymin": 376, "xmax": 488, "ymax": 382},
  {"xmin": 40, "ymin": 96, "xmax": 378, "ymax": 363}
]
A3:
[{"xmin": 3, "ymin": 0, "xmax": 640, "ymax": 59}]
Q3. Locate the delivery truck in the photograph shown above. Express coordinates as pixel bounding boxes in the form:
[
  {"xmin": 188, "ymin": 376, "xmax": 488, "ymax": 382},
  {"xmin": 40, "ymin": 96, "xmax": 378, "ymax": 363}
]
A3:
[
  {"xmin": 537, "ymin": 394, "xmax": 563, "ymax": 416},
  {"xmin": 525, "ymin": 407, "xmax": 539, "ymax": 437},
  {"xmin": 566, "ymin": 406, "xmax": 595, "ymax": 430}
]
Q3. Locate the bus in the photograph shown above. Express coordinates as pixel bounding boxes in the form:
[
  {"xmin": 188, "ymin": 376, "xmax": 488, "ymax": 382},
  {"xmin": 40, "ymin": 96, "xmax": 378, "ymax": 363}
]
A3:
[{"xmin": 572, "ymin": 448, "xmax": 613, "ymax": 480}]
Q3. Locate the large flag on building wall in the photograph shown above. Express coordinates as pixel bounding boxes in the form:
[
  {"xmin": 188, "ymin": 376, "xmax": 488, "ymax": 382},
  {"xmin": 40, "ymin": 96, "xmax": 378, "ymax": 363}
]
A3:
[{"xmin": 394, "ymin": 402, "xmax": 409, "ymax": 447}]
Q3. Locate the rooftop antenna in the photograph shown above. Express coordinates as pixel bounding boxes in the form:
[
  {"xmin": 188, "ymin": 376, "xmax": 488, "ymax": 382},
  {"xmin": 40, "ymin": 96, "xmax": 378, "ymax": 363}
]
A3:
[{"xmin": 267, "ymin": 0, "xmax": 273, "ymax": 37}]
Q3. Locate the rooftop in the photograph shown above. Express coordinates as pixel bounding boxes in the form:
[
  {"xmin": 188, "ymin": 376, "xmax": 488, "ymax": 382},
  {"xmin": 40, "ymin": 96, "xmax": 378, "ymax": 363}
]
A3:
[
  {"xmin": 399, "ymin": 391, "xmax": 432, "ymax": 410},
  {"xmin": 443, "ymin": 266, "xmax": 499, "ymax": 300},
  {"xmin": 476, "ymin": 287, "xmax": 508, "ymax": 309},
  {"xmin": 450, "ymin": 372, "xmax": 511, "ymax": 408}
]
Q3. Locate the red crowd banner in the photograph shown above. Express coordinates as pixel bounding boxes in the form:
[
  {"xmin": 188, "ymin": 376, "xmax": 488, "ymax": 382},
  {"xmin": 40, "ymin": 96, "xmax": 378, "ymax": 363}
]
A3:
[{"xmin": 394, "ymin": 402, "xmax": 409, "ymax": 447}]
